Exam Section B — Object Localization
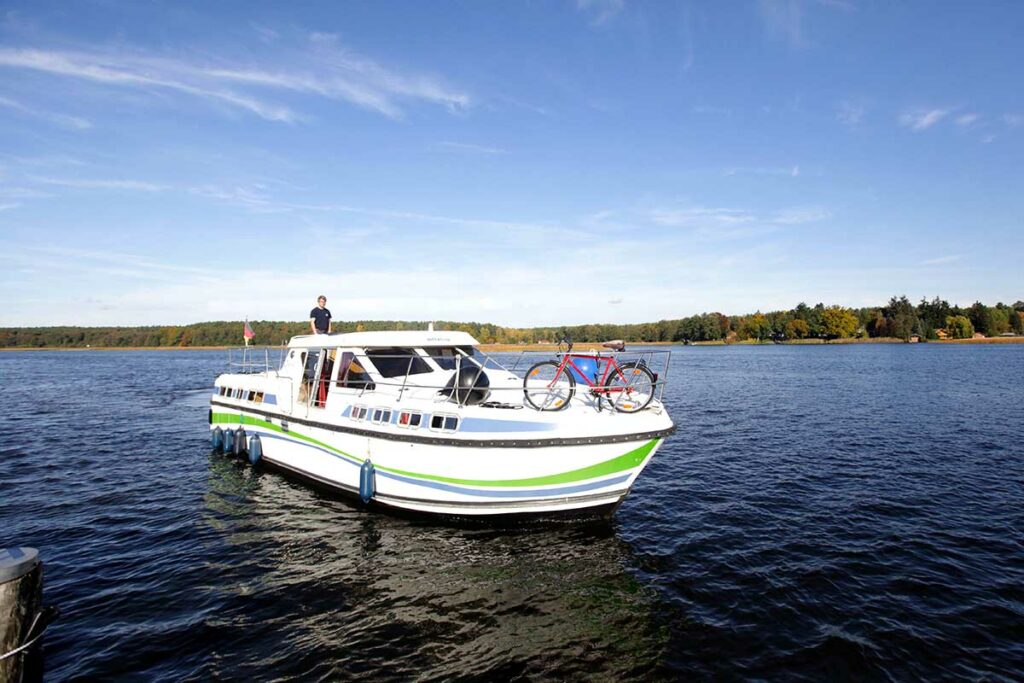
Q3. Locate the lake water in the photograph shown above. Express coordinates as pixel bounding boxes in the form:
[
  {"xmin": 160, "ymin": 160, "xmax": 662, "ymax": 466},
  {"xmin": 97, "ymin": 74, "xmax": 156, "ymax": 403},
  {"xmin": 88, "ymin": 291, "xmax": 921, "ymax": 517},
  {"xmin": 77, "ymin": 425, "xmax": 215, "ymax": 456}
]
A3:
[{"xmin": 1, "ymin": 345, "xmax": 1022, "ymax": 680}]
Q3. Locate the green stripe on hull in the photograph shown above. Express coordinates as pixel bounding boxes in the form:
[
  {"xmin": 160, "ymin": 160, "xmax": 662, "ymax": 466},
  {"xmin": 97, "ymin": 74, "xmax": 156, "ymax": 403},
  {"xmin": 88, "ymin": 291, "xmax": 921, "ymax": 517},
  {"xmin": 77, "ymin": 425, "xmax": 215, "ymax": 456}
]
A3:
[{"xmin": 212, "ymin": 412, "xmax": 658, "ymax": 488}]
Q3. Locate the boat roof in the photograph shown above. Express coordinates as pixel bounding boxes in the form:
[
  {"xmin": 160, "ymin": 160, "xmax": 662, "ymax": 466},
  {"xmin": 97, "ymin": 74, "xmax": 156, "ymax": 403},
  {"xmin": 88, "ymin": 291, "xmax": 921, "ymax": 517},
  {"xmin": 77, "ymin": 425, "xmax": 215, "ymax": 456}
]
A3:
[{"xmin": 287, "ymin": 330, "xmax": 480, "ymax": 350}]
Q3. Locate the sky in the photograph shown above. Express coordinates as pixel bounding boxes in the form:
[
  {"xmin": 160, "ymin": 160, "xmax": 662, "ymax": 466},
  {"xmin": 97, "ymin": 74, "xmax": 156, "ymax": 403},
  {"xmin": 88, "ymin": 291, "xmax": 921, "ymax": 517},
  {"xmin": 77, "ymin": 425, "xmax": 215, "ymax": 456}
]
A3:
[{"xmin": 0, "ymin": 0, "xmax": 1021, "ymax": 328}]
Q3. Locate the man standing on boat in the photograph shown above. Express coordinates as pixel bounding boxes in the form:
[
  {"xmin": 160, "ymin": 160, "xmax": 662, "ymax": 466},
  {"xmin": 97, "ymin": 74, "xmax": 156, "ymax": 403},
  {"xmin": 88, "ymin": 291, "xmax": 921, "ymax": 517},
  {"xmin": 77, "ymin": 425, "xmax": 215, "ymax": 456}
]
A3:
[{"xmin": 310, "ymin": 295, "xmax": 332, "ymax": 335}]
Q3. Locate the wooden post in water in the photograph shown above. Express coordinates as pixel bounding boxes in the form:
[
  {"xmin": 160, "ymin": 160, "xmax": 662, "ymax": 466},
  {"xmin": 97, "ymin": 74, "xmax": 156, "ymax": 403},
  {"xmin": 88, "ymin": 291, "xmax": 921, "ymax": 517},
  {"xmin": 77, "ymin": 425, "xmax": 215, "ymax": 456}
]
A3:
[{"xmin": 0, "ymin": 547, "xmax": 42, "ymax": 683}]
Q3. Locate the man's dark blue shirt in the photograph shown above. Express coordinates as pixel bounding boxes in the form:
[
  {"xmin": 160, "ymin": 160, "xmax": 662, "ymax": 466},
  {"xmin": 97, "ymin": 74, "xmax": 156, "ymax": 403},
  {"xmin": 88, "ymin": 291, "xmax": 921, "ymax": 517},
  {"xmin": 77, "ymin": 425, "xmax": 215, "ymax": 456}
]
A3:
[{"xmin": 310, "ymin": 307, "xmax": 332, "ymax": 333}]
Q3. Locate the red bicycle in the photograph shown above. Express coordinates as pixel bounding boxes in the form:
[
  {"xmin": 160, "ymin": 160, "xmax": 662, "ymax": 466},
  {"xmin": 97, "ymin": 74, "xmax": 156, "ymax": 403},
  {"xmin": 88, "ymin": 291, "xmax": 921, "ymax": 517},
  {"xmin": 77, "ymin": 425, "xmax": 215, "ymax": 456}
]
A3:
[{"xmin": 523, "ymin": 338, "xmax": 656, "ymax": 412}]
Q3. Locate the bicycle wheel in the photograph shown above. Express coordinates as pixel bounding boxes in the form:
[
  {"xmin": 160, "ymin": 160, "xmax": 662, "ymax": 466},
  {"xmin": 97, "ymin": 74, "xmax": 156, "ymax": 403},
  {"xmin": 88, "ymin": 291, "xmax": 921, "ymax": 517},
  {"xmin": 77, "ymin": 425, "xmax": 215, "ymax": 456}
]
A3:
[
  {"xmin": 523, "ymin": 361, "xmax": 575, "ymax": 411},
  {"xmin": 603, "ymin": 361, "xmax": 655, "ymax": 413}
]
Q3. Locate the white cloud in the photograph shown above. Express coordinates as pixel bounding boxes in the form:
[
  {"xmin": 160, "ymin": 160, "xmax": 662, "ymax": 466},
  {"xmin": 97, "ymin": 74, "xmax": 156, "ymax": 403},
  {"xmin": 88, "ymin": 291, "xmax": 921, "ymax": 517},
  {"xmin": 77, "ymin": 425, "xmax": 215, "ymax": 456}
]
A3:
[
  {"xmin": 0, "ymin": 37, "xmax": 470, "ymax": 122},
  {"xmin": 0, "ymin": 95, "xmax": 92, "ymax": 129},
  {"xmin": 576, "ymin": 0, "xmax": 625, "ymax": 25},
  {"xmin": 898, "ymin": 108, "xmax": 949, "ymax": 131},
  {"xmin": 759, "ymin": 0, "xmax": 805, "ymax": 47},
  {"xmin": 922, "ymin": 255, "xmax": 961, "ymax": 266},
  {"xmin": 837, "ymin": 100, "xmax": 866, "ymax": 127},
  {"xmin": 0, "ymin": 202, "xmax": 21, "ymax": 211},
  {"xmin": 434, "ymin": 141, "xmax": 508, "ymax": 155},
  {"xmin": 31, "ymin": 176, "xmax": 167, "ymax": 191},
  {"xmin": 0, "ymin": 48, "xmax": 298, "ymax": 122},
  {"xmin": 724, "ymin": 165, "xmax": 801, "ymax": 177},
  {"xmin": 1004, "ymin": 114, "xmax": 1024, "ymax": 127},
  {"xmin": 650, "ymin": 206, "xmax": 755, "ymax": 228},
  {"xmin": 771, "ymin": 207, "xmax": 831, "ymax": 224},
  {"xmin": 955, "ymin": 113, "xmax": 980, "ymax": 127}
]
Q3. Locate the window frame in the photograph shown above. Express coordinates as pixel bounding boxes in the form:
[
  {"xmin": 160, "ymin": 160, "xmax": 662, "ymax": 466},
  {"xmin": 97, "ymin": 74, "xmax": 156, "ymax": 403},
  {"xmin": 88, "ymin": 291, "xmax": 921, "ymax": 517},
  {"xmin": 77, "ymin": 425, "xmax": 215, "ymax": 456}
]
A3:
[{"xmin": 429, "ymin": 413, "xmax": 460, "ymax": 433}]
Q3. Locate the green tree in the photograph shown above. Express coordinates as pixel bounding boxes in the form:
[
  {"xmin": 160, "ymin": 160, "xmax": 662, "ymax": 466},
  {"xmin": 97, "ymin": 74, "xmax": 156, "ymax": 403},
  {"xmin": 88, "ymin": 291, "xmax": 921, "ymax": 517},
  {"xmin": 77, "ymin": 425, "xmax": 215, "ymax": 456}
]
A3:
[
  {"xmin": 945, "ymin": 315, "xmax": 974, "ymax": 339},
  {"xmin": 885, "ymin": 296, "xmax": 921, "ymax": 341},
  {"xmin": 820, "ymin": 306, "xmax": 859, "ymax": 340},
  {"xmin": 785, "ymin": 318, "xmax": 810, "ymax": 339}
]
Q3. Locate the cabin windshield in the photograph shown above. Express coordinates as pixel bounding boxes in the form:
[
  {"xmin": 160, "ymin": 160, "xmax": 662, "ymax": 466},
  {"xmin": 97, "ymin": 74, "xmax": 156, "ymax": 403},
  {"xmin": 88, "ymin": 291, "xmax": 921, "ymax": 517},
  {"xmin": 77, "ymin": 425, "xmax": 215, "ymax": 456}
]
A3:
[
  {"xmin": 365, "ymin": 348, "xmax": 432, "ymax": 378},
  {"xmin": 426, "ymin": 346, "xmax": 478, "ymax": 370}
]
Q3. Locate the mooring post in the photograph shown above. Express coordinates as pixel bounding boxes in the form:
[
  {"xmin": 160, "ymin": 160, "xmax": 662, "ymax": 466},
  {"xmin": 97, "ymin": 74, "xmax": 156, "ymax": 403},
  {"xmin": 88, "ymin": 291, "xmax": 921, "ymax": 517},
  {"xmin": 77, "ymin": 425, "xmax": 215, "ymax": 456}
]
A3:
[{"xmin": 0, "ymin": 547, "xmax": 43, "ymax": 683}]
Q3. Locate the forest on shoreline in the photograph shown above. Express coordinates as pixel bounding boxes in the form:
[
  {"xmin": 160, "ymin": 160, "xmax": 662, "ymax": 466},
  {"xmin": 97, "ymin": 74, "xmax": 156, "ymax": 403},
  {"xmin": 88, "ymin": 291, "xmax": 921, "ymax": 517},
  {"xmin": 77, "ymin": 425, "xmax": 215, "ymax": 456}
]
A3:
[{"xmin": 2, "ymin": 296, "xmax": 1022, "ymax": 349}]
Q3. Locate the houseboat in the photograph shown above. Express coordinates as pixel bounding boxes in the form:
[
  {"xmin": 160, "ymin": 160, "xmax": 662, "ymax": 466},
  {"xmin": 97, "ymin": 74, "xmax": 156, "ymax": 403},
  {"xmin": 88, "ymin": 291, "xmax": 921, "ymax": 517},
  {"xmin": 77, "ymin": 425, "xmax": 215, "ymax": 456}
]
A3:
[{"xmin": 209, "ymin": 330, "xmax": 675, "ymax": 519}]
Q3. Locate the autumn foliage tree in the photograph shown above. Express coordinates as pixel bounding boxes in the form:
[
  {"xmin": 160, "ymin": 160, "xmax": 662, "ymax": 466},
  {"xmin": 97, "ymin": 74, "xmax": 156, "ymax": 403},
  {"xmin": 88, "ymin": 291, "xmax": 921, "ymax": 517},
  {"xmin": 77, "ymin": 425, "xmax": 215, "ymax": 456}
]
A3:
[{"xmin": 820, "ymin": 306, "xmax": 859, "ymax": 341}]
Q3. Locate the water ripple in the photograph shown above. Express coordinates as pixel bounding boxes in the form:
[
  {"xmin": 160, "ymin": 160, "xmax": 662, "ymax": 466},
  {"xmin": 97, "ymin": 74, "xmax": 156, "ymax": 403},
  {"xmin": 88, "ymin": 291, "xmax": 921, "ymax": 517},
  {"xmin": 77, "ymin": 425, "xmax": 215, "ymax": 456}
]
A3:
[{"xmin": 1, "ymin": 345, "xmax": 1022, "ymax": 679}]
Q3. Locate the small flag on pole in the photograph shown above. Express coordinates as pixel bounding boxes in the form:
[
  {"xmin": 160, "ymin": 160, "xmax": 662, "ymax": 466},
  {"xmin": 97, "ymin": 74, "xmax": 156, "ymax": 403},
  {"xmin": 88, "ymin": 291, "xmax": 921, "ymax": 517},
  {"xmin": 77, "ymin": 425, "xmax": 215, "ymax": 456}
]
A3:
[{"xmin": 243, "ymin": 320, "xmax": 255, "ymax": 345}]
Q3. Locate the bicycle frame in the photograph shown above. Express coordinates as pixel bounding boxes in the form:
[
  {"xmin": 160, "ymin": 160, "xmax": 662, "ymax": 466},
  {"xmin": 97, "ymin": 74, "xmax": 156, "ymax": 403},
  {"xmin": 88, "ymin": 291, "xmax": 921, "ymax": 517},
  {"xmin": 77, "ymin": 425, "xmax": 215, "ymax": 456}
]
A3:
[{"xmin": 556, "ymin": 352, "xmax": 626, "ymax": 394}]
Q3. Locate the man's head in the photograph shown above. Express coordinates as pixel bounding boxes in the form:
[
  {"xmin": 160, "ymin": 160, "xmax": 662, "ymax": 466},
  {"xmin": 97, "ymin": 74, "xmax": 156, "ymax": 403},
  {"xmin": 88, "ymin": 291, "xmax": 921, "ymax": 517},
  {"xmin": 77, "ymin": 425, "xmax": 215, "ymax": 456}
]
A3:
[{"xmin": 317, "ymin": 295, "xmax": 327, "ymax": 308}]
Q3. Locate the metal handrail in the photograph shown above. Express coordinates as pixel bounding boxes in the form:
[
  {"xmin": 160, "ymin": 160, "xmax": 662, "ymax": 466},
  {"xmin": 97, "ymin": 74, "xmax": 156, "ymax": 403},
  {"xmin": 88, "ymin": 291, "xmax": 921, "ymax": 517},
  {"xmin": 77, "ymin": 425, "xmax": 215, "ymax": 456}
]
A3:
[
  {"xmin": 307, "ymin": 347, "xmax": 672, "ymax": 410},
  {"xmin": 225, "ymin": 346, "xmax": 286, "ymax": 375}
]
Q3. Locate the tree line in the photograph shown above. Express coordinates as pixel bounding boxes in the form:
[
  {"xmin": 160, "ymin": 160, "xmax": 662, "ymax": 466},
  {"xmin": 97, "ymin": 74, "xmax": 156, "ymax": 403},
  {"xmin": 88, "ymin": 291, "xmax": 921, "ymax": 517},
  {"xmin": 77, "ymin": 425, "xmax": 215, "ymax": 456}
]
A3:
[{"xmin": 1, "ymin": 297, "xmax": 1022, "ymax": 348}]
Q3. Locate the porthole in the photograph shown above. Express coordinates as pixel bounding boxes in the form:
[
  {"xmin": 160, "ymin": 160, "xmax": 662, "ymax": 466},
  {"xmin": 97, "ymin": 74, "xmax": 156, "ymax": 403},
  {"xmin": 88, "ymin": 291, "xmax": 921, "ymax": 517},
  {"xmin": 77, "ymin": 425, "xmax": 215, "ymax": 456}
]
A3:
[
  {"xmin": 430, "ymin": 413, "xmax": 460, "ymax": 433},
  {"xmin": 398, "ymin": 411, "xmax": 422, "ymax": 428}
]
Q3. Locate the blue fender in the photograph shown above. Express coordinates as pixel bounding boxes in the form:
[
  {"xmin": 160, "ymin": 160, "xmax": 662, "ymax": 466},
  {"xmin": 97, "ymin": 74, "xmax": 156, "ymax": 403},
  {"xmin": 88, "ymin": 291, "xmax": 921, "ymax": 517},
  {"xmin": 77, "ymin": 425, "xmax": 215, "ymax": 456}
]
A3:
[
  {"xmin": 223, "ymin": 428, "xmax": 235, "ymax": 453},
  {"xmin": 359, "ymin": 459, "xmax": 375, "ymax": 503},
  {"xmin": 248, "ymin": 434, "xmax": 262, "ymax": 465},
  {"xmin": 211, "ymin": 427, "xmax": 223, "ymax": 452},
  {"xmin": 233, "ymin": 427, "xmax": 247, "ymax": 457}
]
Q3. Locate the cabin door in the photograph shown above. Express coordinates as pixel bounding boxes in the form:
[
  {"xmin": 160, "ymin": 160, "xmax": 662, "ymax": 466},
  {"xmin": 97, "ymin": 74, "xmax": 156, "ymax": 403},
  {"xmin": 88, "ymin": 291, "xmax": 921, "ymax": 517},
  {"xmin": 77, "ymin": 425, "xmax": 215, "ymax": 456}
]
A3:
[{"xmin": 305, "ymin": 348, "xmax": 337, "ymax": 414}]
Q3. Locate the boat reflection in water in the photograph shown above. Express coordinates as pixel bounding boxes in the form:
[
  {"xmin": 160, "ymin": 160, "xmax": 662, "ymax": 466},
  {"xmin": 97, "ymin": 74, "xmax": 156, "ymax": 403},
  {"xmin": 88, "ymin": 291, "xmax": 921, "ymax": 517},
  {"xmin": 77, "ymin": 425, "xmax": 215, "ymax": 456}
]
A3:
[{"xmin": 202, "ymin": 454, "xmax": 669, "ymax": 679}]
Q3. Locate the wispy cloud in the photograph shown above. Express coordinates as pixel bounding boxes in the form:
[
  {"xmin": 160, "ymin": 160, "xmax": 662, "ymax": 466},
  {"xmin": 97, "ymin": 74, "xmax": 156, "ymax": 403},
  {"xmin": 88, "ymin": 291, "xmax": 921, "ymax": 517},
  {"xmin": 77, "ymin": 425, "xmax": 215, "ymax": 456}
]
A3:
[
  {"xmin": 0, "ymin": 48, "xmax": 298, "ymax": 122},
  {"xmin": 724, "ymin": 165, "xmax": 801, "ymax": 177},
  {"xmin": 30, "ymin": 176, "xmax": 167, "ymax": 191},
  {"xmin": 434, "ymin": 141, "xmax": 508, "ymax": 155},
  {"xmin": 651, "ymin": 206, "xmax": 756, "ymax": 228},
  {"xmin": 772, "ymin": 207, "xmax": 831, "ymax": 224},
  {"xmin": 837, "ymin": 100, "xmax": 866, "ymax": 127},
  {"xmin": 649, "ymin": 203, "xmax": 831, "ymax": 237},
  {"xmin": 576, "ymin": 0, "xmax": 625, "ymax": 25},
  {"xmin": 922, "ymin": 255, "xmax": 961, "ymax": 266},
  {"xmin": 1004, "ymin": 114, "xmax": 1024, "ymax": 127},
  {"xmin": 898, "ymin": 107, "xmax": 950, "ymax": 131},
  {"xmin": 0, "ymin": 95, "xmax": 92, "ymax": 130},
  {"xmin": 0, "ymin": 203, "xmax": 21, "ymax": 212},
  {"xmin": 0, "ymin": 35, "xmax": 471, "ymax": 122},
  {"xmin": 692, "ymin": 105, "xmax": 732, "ymax": 116},
  {"xmin": 759, "ymin": 0, "xmax": 805, "ymax": 48},
  {"xmin": 955, "ymin": 113, "xmax": 980, "ymax": 127},
  {"xmin": 187, "ymin": 184, "xmax": 289, "ymax": 212},
  {"xmin": 758, "ymin": 0, "xmax": 852, "ymax": 49}
]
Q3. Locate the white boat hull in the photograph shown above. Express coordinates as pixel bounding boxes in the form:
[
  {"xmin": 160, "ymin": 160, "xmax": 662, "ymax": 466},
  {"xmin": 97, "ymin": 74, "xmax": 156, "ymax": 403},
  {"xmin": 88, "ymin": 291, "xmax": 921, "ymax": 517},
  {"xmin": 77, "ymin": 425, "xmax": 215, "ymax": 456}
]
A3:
[{"xmin": 211, "ymin": 408, "xmax": 669, "ymax": 518}]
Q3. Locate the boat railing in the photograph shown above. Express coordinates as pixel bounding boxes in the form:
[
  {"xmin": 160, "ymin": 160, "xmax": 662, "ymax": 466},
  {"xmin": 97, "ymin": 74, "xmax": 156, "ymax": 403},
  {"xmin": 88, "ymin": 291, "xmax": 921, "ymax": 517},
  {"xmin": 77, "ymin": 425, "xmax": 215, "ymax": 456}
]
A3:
[
  {"xmin": 507, "ymin": 346, "xmax": 672, "ymax": 407},
  {"xmin": 225, "ymin": 346, "xmax": 284, "ymax": 375},
  {"xmin": 318, "ymin": 346, "xmax": 671, "ymax": 411}
]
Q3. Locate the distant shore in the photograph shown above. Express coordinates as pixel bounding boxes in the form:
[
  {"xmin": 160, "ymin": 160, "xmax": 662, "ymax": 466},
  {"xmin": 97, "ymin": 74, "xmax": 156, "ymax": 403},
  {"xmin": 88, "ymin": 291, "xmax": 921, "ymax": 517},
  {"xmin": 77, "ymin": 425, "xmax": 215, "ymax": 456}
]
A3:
[{"xmin": 2, "ymin": 337, "xmax": 1022, "ymax": 352}]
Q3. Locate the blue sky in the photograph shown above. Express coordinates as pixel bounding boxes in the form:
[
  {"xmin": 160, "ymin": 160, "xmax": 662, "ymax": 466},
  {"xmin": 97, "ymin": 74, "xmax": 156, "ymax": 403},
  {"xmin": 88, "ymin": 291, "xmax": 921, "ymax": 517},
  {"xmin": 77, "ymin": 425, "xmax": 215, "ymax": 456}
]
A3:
[{"xmin": 0, "ymin": 0, "xmax": 1021, "ymax": 327}]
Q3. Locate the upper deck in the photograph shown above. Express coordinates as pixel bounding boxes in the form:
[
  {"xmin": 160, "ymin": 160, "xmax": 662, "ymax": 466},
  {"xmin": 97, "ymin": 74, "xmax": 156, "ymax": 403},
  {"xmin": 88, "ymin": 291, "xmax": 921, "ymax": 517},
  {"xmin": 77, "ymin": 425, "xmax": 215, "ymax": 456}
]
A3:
[{"xmin": 287, "ymin": 330, "xmax": 479, "ymax": 350}]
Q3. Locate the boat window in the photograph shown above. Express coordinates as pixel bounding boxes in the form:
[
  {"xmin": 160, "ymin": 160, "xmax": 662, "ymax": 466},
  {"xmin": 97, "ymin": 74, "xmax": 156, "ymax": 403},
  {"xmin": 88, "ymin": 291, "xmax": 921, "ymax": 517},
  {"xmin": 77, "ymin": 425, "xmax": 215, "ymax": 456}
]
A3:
[
  {"xmin": 337, "ymin": 352, "xmax": 375, "ymax": 390},
  {"xmin": 219, "ymin": 387, "xmax": 227, "ymax": 396},
  {"xmin": 247, "ymin": 390, "xmax": 256, "ymax": 401},
  {"xmin": 398, "ymin": 411, "xmax": 422, "ymax": 428},
  {"xmin": 365, "ymin": 348, "xmax": 432, "ymax": 378},
  {"xmin": 371, "ymin": 408, "xmax": 392, "ymax": 425},
  {"xmin": 430, "ymin": 413, "xmax": 460, "ymax": 432},
  {"xmin": 427, "ymin": 346, "xmax": 477, "ymax": 370},
  {"xmin": 254, "ymin": 392, "xmax": 264, "ymax": 404},
  {"xmin": 351, "ymin": 405, "xmax": 367, "ymax": 420}
]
